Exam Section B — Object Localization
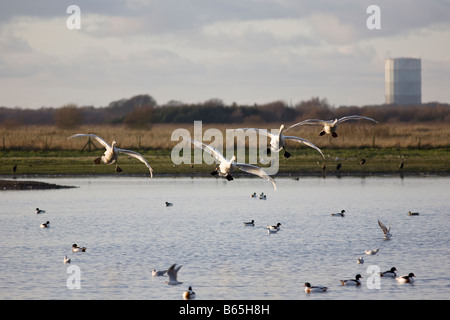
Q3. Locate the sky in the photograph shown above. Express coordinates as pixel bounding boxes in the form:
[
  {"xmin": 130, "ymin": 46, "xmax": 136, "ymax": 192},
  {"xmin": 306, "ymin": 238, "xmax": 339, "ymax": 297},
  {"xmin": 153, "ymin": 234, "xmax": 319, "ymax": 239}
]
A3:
[{"xmin": 0, "ymin": 0, "xmax": 449, "ymax": 109}]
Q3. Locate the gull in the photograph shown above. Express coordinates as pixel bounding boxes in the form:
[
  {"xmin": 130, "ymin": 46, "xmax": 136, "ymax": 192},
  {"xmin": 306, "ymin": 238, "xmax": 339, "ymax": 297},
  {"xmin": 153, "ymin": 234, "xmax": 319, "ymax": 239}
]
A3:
[
  {"xmin": 63, "ymin": 256, "xmax": 71, "ymax": 264},
  {"xmin": 303, "ymin": 282, "xmax": 328, "ymax": 293},
  {"xmin": 40, "ymin": 221, "xmax": 50, "ymax": 228},
  {"xmin": 378, "ymin": 220, "xmax": 392, "ymax": 239},
  {"xmin": 183, "ymin": 286, "xmax": 196, "ymax": 300},
  {"xmin": 151, "ymin": 268, "xmax": 167, "ymax": 277},
  {"xmin": 35, "ymin": 208, "xmax": 45, "ymax": 214},
  {"xmin": 184, "ymin": 138, "xmax": 277, "ymax": 191},
  {"xmin": 165, "ymin": 264, "xmax": 183, "ymax": 285},
  {"xmin": 340, "ymin": 274, "xmax": 363, "ymax": 286},
  {"xmin": 365, "ymin": 248, "xmax": 379, "ymax": 255},
  {"xmin": 68, "ymin": 133, "xmax": 153, "ymax": 177},
  {"xmin": 239, "ymin": 125, "xmax": 324, "ymax": 159},
  {"xmin": 286, "ymin": 115, "xmax": 378, "ymax": 138}
]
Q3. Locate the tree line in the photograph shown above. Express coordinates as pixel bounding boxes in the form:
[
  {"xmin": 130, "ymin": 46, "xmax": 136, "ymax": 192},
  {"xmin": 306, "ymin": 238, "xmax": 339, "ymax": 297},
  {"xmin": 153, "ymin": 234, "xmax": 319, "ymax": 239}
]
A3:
[{"xmin": 1, "ymin": 94, "xmax": 449, "ymax": 129}]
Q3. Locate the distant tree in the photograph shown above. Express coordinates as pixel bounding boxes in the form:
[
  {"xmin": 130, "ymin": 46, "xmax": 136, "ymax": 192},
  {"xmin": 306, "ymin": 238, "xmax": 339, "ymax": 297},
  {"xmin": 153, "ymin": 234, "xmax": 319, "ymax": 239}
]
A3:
[
  {"xmin": 124, "ymin": 105, "xmax": 154, "ymax": 129},
  {"xmin": 54, "ymin": 104, "xmax": 83, "ymax": 128}
]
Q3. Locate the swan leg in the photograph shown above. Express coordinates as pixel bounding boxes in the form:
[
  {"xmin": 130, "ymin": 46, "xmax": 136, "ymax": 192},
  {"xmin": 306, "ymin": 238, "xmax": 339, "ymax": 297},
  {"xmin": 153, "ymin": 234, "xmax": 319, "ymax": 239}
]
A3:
[
  {"xmin": 266, "ymin": 148, "xmax": 271, "ymax": 156},
  {"xmin": 283, "ymin": 150, "xmax": 291, "ymax": 158},
  {"xmin": 225, "ymin": 174, "xmax": 233, "ymax": 181},
  {"xmin": 210, "ymin": 170, "xmax": 218, "ymax": 176},
  {"xmin": 115, "ymin": 165, "xmax": 122, "ymax": 173},
  {"xmin": 331, "ymin": 132, "xmax": 338, "ymax": 138},
  {"xmin": 319, "ymin": 131, "xmax": 326, "ymax": 136},
  {"xmin": 94, "ymin": 158, "xmax": 101, "ymax": 164}
]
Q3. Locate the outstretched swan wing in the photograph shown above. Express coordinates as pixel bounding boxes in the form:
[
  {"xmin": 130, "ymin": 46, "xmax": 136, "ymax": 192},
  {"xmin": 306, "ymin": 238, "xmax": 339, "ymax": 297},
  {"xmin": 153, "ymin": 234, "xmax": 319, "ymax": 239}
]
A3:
[
  {"xmin": 117, "ymin": 148, "xmax": 153, "ymax": 178},
  {"xmin": 236, "ymin": 163, "xmax": 277, "ymax": 191},
  {"xmin": 337, "ymin": 115, "xmax": 379, "ymax": 124},
  {"xmin": 183, "ymin": 138, "xmax": 227, "ymax": 163},
  {"xmin": 68, "ymin": 133, "xmax": 111, "ymax": 149},
  {"xmin": 283, "ymin": 136, "xmax": 325, "ymax": 159},
  {"xmin": 285, "ymin": 119, "xmax": 330, "ymax": 131}
]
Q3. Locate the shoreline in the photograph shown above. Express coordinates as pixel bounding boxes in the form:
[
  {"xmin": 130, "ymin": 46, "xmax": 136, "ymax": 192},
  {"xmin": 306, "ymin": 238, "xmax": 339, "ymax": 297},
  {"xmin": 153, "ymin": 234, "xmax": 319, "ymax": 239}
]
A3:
[{"xmin": 2, "ymin": 170, "xmax": 449, "ymax": 190}]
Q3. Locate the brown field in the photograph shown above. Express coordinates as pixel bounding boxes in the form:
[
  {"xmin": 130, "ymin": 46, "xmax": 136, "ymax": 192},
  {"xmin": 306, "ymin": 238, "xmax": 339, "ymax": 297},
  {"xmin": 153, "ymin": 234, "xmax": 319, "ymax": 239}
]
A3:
[{"xmin": 1, "ymin": 122, "xmax": 449, "ymax": 151}]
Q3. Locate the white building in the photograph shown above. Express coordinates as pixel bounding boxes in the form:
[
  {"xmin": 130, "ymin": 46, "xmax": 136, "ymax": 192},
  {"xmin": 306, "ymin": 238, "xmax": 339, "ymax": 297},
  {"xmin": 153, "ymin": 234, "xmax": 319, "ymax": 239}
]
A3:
[{"xmin": 385, "ymin": 58, "xmax": 421, "ymax": 104}]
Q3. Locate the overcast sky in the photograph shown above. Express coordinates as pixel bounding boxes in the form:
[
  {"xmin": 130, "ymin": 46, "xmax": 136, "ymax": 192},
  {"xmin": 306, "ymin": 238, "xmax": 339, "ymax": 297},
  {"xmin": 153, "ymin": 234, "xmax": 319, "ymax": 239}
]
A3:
[{"xmin": 0, "ymin": 0, "xmax": 449, "ymax": 109}]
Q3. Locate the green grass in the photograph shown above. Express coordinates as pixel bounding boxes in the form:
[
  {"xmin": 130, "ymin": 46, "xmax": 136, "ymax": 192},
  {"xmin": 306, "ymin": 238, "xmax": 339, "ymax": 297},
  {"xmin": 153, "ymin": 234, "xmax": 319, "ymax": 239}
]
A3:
[{"xmin": 1, "ymin": 147, "xmax": 449, "ymax": 177}]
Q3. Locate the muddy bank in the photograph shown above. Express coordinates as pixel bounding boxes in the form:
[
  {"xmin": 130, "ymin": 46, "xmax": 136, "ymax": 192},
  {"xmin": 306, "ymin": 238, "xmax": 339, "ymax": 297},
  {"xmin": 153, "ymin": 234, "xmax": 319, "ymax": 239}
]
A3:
[{"xmin": 0, "ymin": 179, "xmax": 77, "ymax": 190}]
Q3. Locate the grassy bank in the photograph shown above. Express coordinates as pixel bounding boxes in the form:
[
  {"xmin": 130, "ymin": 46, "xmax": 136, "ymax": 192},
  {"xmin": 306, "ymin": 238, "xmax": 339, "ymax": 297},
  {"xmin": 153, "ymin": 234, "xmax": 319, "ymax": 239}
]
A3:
[
  {"xmin": 1, "ymin": 123, "xmax": 449, "ymax": 177},
  {"xmin": 1, "ymin": 147, "xmax": 449, "ymax": 177}
]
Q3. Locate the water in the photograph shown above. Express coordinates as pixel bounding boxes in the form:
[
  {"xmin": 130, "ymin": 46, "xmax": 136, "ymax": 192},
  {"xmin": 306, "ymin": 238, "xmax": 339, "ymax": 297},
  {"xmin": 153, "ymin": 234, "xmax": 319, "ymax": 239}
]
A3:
[{"xmin": 0, "ymin": 176, "xmax": 449, "ymax": 300}]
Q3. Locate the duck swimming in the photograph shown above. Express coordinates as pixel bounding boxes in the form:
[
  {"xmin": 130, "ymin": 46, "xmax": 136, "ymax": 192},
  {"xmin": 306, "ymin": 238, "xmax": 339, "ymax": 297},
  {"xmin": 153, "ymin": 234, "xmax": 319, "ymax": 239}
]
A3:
[
  {"xmin": 68, "ymin": 133, "xmax": 153, "ymax": 177},
  {"xmin": 331, "ymin": 210, "xmax": 345, "ymax": 217},
  {"xmin": 72, "ymin": 244, "xmax": 87, "ymax": 252},
  {"xmin": 380, "ymin": 267, "xmax": 397, "ymax": 278},
  {"xmin": 303, "ymin": 282, "xmax": 328, "ymax": 293},
  {"xmin": 340, "ymin": 274, "xmax": 363, "ymax": 286},
  {"xmin": 63, "ymin": 256, "xmax": 71, "ymax": 264},
  {"xmin": 243, "ymin": 220, "xmax": 255, "ymax": 227},
  {"xmin": 35, "ymin": 208, "xmax": 45, "ymax": 214},
  {"xmin": 267, "ymin": 223, "xmax": 282, "ymax": 234},
  {"xmin": 396, "ymin": 273, "xmax": 415, "ymax": 283},
  {"xmin": 183, "ymin": 286, "xmax": 196, "ymax": 300},
  {"xmin": 408, "ymin": 211, "xmax": 420, "ymax": 216},
  {"xmin": 40, "ymin": 221, "xmax": 50, "ymax": 228},
  {"xmin": 286, "ymin": 115, "xmax": 378, "ymax": 138}
]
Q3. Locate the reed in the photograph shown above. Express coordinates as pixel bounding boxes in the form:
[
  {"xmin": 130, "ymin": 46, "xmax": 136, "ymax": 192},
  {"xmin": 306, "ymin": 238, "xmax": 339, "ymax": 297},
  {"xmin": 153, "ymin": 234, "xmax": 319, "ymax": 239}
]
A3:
[{"xmin": 1, "ymin": 122, "xmax": 449, "ymax": 151}]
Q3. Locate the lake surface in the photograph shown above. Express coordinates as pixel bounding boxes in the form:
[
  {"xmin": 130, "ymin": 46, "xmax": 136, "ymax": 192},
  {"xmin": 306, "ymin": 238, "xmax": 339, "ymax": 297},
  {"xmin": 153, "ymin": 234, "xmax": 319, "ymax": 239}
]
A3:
[{"xmin": 0, "ymin": 175, "xmax": 449, "ymax": 300}]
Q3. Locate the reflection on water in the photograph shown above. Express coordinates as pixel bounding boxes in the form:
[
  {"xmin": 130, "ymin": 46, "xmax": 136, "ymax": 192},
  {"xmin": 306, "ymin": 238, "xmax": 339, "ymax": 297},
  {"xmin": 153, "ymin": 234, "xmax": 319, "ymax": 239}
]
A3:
[{"xmin": 0, "ymin": 176, "xmax": 449, "ymax": 300}]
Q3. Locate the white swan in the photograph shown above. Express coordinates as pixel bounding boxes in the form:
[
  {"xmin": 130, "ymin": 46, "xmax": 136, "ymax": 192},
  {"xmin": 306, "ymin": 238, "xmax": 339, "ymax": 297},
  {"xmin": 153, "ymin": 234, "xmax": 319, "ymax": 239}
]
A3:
[
  {"xmin": 68, "ymin": 133, "xmax": 153, "ymax": 177},
  {"xmin": 286, "ymin": 115, "xmax": 378, "ymax": 138},
  {"xmin": 165, "ymin": 264, "xmax": 183, "ymax": 285},
  {"xmin": 184, "ymin": 138, "xmax": 277, "ymax": 191},
  {"xmin": 378, "ymin": 220, "xmax": 392, "ymax": 239},
  {"xmin": 239, "ymin": 125, "xmax": 324, "ymax": 159}
]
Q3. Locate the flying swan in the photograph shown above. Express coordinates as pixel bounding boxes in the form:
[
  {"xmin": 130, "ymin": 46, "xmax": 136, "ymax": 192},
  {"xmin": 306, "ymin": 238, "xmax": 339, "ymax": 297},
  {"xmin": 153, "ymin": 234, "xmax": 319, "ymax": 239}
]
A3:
[
  {"xmin": 183, "ymin": 138, "xmax": 277, "ymax": 191},
  {"xmin": 238, "ymin": 125, "xmax": 324, "ymax": 159},
  {"xmin": 286, "ymin": 115, "xmax": 378, "ymax": 138},
  {"xmin": 68, "ymin": 133, "xmax": 153, "ymax": 177}
]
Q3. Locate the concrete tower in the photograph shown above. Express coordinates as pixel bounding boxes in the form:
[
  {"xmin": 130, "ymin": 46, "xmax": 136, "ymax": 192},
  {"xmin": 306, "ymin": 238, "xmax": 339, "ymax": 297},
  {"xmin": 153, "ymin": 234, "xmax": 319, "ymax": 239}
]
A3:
[{"xmin": 385, "ymin": 57, "xmax": 421, "ymax": 104}]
